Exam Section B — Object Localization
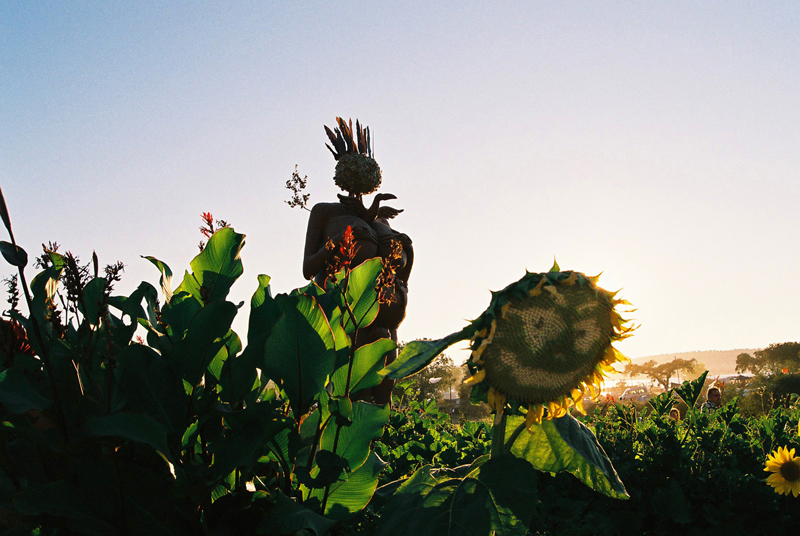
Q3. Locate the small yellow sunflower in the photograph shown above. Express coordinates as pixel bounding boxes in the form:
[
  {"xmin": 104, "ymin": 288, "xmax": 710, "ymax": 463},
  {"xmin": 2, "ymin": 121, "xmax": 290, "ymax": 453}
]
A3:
[
  {"xmin": 764, "ymin": 446, "xmax": 800, "ymax": 497},
  {"xmin": 463, "ymin": 267, "xmax": 634, "ymax": 428}
]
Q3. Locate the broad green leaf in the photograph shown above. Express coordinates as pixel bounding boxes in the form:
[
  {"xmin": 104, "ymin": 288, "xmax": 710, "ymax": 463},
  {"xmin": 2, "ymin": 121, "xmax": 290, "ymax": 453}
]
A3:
[
  {"xmin": 311, "ymin": 451, "xmax": 387, "ymax": 520},
  {"xmin": 246, "ymin": 275, "xmax": 279, "ymax": 349},
  {"xmin": 647, "ymin": 389, "xmax": 675, "ymax": 417},
  {"xmin": 653, "ymin": 480, "xmax": 691, "ymax": 524},
  {"xmin": 331, "ymin": 338, "xmax": 396, "ymax": 396},
  {"xmin": 296, "ymin": 449, "xmax": 350, "ymax": 488},
  {"xmin": 161, "ymin": 290, "xmax": 202, "ymax": 339},
  {"xmin": 261, "ymin": 294, "xmax": 335, "ymax": 416},
  {"xmin": 116, "ymin": 344, "xmax": 185, "ymax": 430},
  {"xmin": 108, "ymin": 281, "xmax": 158, "ymax": 325},
  {"xmin": 170, "ymin": 301, "xmax": 237, "ymax": 393},
  {"xmin": 328, "ymin": 306, "xmax": 351, "ymax": 371},
  {"xmin": 260, "ymin": 425, "xmax": 299, "ymax": 474},
  {"xmin": 142, "ymin": 255, "xmax": 174, "ymax": 302},
  {"xmin": 177, "ymin": 227, "xmax": 245, "ymax": 304},
  {"xmin": 81, "ymin": 277, "xmax": 108, "ymax": 325},
  {"xmin": 0, "ymin": 186, "xmax": 12, "ymax": 235},
  {"xmin": 83, "ymin": 412, "xmax": 172, "ymax": 462},
  {"xmin": 209, "ymin": 329, "xmax": 242, "ymax": 381},
  {"xmin": 0, "ymin": 241, "xmax": 27, "ymax": 267},
  {"xmin": 0, "ymin": 366, "xmax": 51, "ymax": 414},
  {"xmin": 380, "ymin": 325, "xmax": 476, "ymax": 380},
  {"xmin": 505, "ymin": 413, "xmax": 628, "ymax": 500},
  {"xmin": 377, "ymin": 456, "xmax": 537, "ymax": 536},
  {"xmin": 211, "ymin": 415, "xmax": 289, "ymax": 479},
  {"xmin": 233, "ymin": 275, "xmax": 280, "ymax": 400},
  {"xmin": 328, "ymin": 395, "xmax": 353, "ymax": 425},
  {"xmin": 257, "ymin": 490, "xmax": 335, "ymax": 536},
  {"xmin": 340, "ymin": 258, "xmax": 382, "ymax": 333},
  {"xmin": 29, "ymin": 255, "xmax": 63, "ymax": 324},
  {"xmin": 318, "ymin": 401, "xmax": 389, "ymax": 471},
  {"xmin": 674, "ymin": 371, "xmax": 709, "ymax": 408}
]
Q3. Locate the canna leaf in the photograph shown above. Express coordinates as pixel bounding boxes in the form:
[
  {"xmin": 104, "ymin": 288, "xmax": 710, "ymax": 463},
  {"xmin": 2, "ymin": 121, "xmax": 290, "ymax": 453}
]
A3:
[
  {"xmin": 261, "ymin": 293, "xmax": 336, "ymax": 416},
  {"xmin": 142, "ymin": 255, "xmax": 174, "ymax": 302},
  {"xmin": 331, "ymin": 338, "xmax": 396, "ymax": 396},
  {"xmin": 83, "ymin": 412, "xmax": 173, "ymax": 462},
  {"xmin": 177, "ymin": 227, "xmax": 245, "ymax": 305},
  {"xmin": 0, "ymin": 366, "xmax": 52, "ymax": 414},
  {"xmin": 307, "ymin": 451, "xmax": 387, "ymax": 521},
  {"xmin": 379, "ymin": 324, "xmax": 476, "ymax": 380},
  {"xmin": 0, "ymin": 241, "xmax": 27, "ymax": 267},
  {"xmin": 376, "ymin": 455, "xmax": 538, "ymax": 536},
  {"xmin": 0, "ymin": 186, "xmax": 12, "ymax": 235},
  {"xmin": 674, "ymin": 371, "xmax": 709, "ymax": 408},
  {"xmin": 505, "ymin": 413, "xmax": 628, "ymax": 500}
]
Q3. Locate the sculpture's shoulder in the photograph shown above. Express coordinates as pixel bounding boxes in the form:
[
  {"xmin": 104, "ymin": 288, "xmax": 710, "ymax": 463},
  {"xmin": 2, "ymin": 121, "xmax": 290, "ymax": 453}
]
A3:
[{"xmin": 309, "ymin": 201, "xmax": 342, "ymax": 215}]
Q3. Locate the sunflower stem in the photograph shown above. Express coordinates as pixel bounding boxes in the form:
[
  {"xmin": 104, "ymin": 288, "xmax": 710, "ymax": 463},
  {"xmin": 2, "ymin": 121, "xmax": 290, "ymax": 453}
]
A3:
[{"xmin": 490, "ymin": 412, "xmax": 508, "ymax": 458}]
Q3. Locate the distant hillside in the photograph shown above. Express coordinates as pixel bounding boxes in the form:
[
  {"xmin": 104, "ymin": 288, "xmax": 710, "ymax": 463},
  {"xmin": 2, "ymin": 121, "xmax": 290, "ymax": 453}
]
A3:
[{"xmin": 629, "ymin": 349, "xmax": 761, "ymax": 377}]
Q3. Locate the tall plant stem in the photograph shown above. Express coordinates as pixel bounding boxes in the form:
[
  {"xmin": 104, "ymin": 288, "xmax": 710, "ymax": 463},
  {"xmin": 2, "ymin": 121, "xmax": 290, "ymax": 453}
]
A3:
[
  {"xmin": 0, "ymin": 188, "xmax": 69, "ymax": 443},
  {"xmin": 321, "ymin": 288, "xmax": 379, "ymax": 513},
  {"xmin": 491, "ymin": 412, "xmax": 508, "ymax": 458},
  {"xmin": 16, "ymin": 257, "xmax": 70, "ymax": 444}
]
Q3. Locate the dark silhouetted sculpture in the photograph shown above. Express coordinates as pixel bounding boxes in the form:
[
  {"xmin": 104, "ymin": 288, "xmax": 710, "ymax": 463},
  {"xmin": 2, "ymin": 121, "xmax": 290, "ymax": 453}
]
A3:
[{"xmin": 303, "ymin": 118, "xmax": 412, "ymax": 404}]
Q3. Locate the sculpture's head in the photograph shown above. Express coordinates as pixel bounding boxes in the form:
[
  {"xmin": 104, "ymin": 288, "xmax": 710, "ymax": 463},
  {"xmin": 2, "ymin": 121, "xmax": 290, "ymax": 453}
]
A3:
[{"xmin": 325, "ymin": 118, "xmax": 382, "ymax": 198}]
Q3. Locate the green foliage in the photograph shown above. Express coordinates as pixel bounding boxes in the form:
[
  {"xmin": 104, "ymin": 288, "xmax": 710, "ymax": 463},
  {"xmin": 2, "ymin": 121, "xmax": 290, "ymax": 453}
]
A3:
[
  {"xmin": 4, "ymin": 193, "xmax": 786, "ymax": 534},
  {"xmin": 0, "ymin": 207, "xmax": 399, "ymax": 535},
  {"xmin": 375, "ymin": 455, "xmax": 538, "ymax": 536},
  {"xmin": 375, "ymin": 382, "xmax": 491, "ymax": 483},
  {"xmin": 528, "ymin": 400, "xmax": 800, "ymax": 534}
]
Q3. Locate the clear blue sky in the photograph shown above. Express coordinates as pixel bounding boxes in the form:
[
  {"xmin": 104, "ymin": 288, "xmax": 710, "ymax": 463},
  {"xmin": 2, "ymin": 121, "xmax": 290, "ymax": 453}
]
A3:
[{"xmin": 2, "ymin": 1, "xmax": 799, "ymax": 364}]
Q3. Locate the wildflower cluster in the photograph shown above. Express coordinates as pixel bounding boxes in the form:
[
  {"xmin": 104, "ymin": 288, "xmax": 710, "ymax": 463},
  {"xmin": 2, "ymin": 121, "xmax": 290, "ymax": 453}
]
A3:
[
  {"xmin": 324, "ymin": 225, "xmax": 358, "ymax": 284},
  {"xmin": 376, "ymin": 239, "xmax": 402, "ymax": 305},
  {"xmin": 2, "ymin": 274, "xmax": 19, "ymax": 314},
  {"xmin": 199, "ymin": 212, "xmax": 230, "ymax": 251},
  {"xmin": 285, "ymin": 165, "xmax": 310, "ymax": 210}
]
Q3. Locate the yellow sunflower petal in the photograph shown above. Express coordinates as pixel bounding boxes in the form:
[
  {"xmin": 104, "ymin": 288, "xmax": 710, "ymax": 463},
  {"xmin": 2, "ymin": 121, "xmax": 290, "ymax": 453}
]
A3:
[
  {"xmin": 562, "ymin": 271, "xmax": 578, "ymax": 286},
  {"xmin": 463, "ymin": 369, "xmax": 486, "ymax": 386},
  {"xmin": 525, "ymin": 404, "xmax": 540, "ymax": 430},
  {"xmin": 529, "ymin": 276, "xmax": 547, "ymax": 297},
  {"xmin": 487, "ymin": 319, "xmax": 497, "ymax": 342},
  {"xmin": 472, "ymin": 338, "xmax": 490, "ymax": 361}
]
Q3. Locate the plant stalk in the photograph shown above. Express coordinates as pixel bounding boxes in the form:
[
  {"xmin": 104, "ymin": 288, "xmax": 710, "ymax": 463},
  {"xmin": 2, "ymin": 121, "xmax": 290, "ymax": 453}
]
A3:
[{"xmin": 491, "ymin": 412, "xmax": 508, "ymax": 458}]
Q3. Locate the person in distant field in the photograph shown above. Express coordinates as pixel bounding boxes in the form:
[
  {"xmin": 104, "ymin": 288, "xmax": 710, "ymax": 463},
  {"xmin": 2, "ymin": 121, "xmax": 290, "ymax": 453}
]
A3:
[
  {"xmin": 669, "ymin": 407, "xmax": 681, "ymax": 420},
  {"xmin": 700, "ymin": 387, "xmax": 722, "ymax": 412}
]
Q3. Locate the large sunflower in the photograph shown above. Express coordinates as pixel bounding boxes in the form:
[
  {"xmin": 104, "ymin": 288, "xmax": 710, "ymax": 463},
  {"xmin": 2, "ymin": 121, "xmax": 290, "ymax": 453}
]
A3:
[
  {"xmin": 463, "ymin": 268, "xmax": 633, "ymax": 427},
  {"xmin": 380, "ymin": 265, "xmax": 634, "ymax": 428},
  {"xmin": 764, "ymin": 446, "xmax": 800, "ymax": 497}
]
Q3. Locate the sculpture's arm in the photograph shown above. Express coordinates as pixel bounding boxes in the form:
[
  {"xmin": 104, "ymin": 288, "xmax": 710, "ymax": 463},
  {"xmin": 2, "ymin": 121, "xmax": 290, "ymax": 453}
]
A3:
[
  {"xmin": 302, "ymin": 205, "xmax": 332, "ymax": 280},
  {"xmin": 396, "ymin": 233, "xmax": 413, "ymax": 283}
]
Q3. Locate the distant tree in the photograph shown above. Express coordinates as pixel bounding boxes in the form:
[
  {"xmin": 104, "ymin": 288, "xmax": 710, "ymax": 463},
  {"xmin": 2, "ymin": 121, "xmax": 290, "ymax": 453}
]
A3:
[
  {"xmin": 402, "ymin": 352, "xmax": 460, "ymax": 402},
  {"xmin": 735, "ymin": 352, "xmax": 763, "ymax": 375},
  {"xmin": 626, "ymin": 358, "xmax": 698, "ymax": 391},
  {"xmin": 736, "ymin": 343, "xmax": 800, "ymax": 376}
]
